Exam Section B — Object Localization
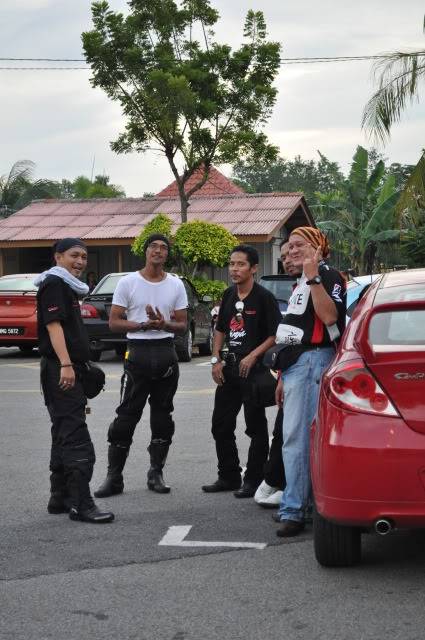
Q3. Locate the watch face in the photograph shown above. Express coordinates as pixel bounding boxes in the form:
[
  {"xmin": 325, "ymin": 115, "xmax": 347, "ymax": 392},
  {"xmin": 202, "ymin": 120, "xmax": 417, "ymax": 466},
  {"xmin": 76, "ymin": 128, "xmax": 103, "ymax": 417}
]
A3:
[{"xmin": 210, "ymin": 357, "xmax": 219, "ymax": 364}]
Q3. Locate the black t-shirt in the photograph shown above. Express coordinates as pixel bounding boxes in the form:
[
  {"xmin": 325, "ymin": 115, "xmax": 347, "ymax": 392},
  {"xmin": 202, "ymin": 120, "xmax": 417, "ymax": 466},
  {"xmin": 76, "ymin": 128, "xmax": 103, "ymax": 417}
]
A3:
[
  {"xmin": 276, "ymin": 262, "xmax": 346, "ymax": 347},
  {"xmin": 215, "ymin": 282, "xmax": 281, "ymax": 356},
  {"xmin": 37, "ymin": 275, "xmax": 90, "ymax": 362}
]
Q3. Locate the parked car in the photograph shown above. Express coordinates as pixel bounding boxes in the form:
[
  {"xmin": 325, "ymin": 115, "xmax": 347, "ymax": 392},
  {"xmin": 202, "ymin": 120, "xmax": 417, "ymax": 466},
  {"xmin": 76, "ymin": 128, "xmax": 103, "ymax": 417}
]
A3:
[
  {"xmin": 311, "ymin": 268, "xmax": 425, "ymax": 567},
  {"xmin": 81, "ymin": 272, "xmax": 213, "ymax": 362},
  {"xmin": 259, "ymin": 274, "xmax": 297, "ymax": 315},
  {"xmin": 346, "ymin": 274, "xmax": 381, "ymax": 322},
  {"xmin": 0, "ymin": 274, "xmax": 39, "ymax": 353}
]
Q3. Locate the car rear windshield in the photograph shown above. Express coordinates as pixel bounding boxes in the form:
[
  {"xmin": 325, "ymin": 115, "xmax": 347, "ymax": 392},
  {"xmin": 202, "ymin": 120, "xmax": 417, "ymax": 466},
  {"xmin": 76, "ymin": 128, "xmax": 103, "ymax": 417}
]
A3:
[
  {"xmin": 369, "ymin": 283, "xmax": 425, "ymax": 346},
  {"xmin": 260, "ymin": 279, "xmax": 295, "ymax": 304},
  {"xmin": 92, "ymin": 274, "xmax": 126, "ymax": 295},
  {"xmin": 0, "ymin": 278, "xmax": 37, "ymax": 292}
]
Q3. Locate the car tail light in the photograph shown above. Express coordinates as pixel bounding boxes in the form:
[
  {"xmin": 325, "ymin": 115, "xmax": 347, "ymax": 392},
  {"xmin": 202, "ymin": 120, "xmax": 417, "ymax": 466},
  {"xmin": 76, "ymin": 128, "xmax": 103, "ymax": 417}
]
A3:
[
  {"xmin": 324, "ymin": 358, "xmax": 398, "ymax": 417},
  {"xmin": 80, "ymin": 303, "xmax": 100, "ymax": 319}
]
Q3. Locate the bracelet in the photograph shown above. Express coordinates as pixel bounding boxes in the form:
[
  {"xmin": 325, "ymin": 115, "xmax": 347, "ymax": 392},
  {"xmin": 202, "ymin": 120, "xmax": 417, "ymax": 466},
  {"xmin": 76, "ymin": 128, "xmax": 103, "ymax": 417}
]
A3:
[{"xmin": 60, "ymin": 364, "xmax": 73, "ymax": 368}]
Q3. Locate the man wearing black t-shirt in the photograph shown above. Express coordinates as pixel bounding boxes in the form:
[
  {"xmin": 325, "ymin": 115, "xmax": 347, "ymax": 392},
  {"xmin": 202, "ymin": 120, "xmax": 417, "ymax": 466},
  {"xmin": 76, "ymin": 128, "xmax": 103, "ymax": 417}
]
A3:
[
  {"xmin": 272, "ymin": 227, "xmax": 346, "ymax": 537},
  {"xmin": 36, "ymin": 238, "xmax": 113, "ymax": 524},
  {"xmin": 202, "ymin": 245, "xmax": 281, "ymax": 498}
]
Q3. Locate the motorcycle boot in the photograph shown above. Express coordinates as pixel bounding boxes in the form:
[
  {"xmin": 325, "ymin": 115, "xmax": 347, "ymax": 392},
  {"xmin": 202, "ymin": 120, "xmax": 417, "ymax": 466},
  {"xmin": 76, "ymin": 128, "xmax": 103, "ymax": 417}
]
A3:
[
  {"xmin": 94, "ymin": 444, "xmax": 128, "ymax": 498},
  {"xmin": 147, "ymin": 441, "xmax": 171, "ymax": 494}
]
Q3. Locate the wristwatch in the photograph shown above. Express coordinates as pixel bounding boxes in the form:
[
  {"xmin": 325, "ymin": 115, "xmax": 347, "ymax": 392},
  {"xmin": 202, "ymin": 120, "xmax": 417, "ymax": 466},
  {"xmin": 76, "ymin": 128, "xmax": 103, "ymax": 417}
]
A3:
[
  {"xmin": 306, "ymin": 275, "xmax": 322, "ymax": 286},
  {"xmin": 210, "ymin": 356, "xmax": 220, "ymax": 365}
]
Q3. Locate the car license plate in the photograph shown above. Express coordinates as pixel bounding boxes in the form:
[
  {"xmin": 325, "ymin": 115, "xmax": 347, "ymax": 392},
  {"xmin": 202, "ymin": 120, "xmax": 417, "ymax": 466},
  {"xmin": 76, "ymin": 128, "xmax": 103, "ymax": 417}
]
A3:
[{"xmin": 0, "ymin": 327, "xmax": 24, "ymax": 335}]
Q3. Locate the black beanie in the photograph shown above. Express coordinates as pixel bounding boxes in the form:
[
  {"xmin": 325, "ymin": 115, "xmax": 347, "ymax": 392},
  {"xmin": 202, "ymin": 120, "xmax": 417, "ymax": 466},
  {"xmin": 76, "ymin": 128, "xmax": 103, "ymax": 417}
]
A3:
[
  {"xmin": 143, "ymin": 233, "xmax": 170, "ymax": 254},
  {"xmin": 53, "ymin": 237, "xmax": 87, "ymax": 253}
]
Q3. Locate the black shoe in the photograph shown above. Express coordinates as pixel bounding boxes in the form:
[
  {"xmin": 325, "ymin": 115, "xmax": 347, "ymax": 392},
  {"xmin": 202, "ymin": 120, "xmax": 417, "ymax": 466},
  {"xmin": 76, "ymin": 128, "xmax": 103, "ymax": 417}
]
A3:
[
  {"xmin": 47, "ymin": 493, "xmax": 71, "ymax": 514},
  {"xmin": 272, "ymin": 512, "xmax": 282, "ymax": 523},
  {"xmin": 233, "ymin": 482, "xmax": 258, "ymax": 499},
  {"xmin": 94, "ymin": 476, "xmax": 124, "ymax": 499},
  {"xmin": 147, "ymin": 468, "xmax": 171, "ymax": 494},
  {"xmin": 276, "ymin": 519, "xmax": 305, "ymax": 538},
  {"xmin": 69, "ymin": 504, "xmax": 114, "ymax": 524},
  {"xmin": 202, "ymin": 478, "xmax": 241, "ymax": 493}
]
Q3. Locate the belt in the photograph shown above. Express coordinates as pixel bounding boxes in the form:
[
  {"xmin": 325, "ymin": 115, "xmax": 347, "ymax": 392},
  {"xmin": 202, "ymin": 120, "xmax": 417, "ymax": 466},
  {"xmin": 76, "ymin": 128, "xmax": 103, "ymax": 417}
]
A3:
[{"xmin": 128, "ymin": 338, "xmax": 173, "ymax": 346}]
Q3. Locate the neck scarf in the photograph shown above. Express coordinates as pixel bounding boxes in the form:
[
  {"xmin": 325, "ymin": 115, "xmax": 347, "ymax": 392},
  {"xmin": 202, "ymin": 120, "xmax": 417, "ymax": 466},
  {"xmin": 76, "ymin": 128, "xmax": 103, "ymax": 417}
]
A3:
[{"xmin": 33, "ymin": 266, "xmax": 89, "ymax": 296}]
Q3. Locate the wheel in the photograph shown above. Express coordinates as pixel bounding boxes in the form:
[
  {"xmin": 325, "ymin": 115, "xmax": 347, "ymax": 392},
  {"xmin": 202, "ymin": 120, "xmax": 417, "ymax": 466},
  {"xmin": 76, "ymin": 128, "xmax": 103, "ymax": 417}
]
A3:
[
  {"xmin": 198, "ymin": 326, "xmax": 213, "ymax": 356},
  {"xmin": 19, "ymin": 346, "xmax": 34, "ymax": 354},
  {"xmin": 89, "ymin": 349, "xmax": 102, "ymax": 362},
  {"xmin": 177, "ymin": 329, "xmax": 193, "ymax": 362},
  {"xmin": 313, "ymin": 506, "xmax": 361, "ymax": 567}
]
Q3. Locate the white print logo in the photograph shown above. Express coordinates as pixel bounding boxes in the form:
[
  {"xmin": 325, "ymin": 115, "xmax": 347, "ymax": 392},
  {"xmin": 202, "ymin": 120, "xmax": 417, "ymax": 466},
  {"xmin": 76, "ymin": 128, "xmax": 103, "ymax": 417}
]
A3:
[
  {"xmin": 287, "ymin": 281, "xmax": 309, "ymax": 316},
  {"xmin": 331, "ymin": 283, "xmax": 342, "ymax": 303},
  {"xmin": 276, "ymin": 324, "xmax": 304, "ymax": 345}
]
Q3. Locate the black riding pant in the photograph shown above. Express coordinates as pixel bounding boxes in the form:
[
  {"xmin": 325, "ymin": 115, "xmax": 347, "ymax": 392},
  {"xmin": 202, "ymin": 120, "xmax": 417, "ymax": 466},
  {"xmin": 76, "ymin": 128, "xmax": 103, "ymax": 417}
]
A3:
[
  {"xmin": 40, "ymin": 357, "xmax": 95, "ymax": 482},
  {"xmin": 107, "ymin": 339, "xmax": 179, "ymax": 450},
  {"xmin": 211, "ymin": 363, "xmax": 269, "ymax": 486}
]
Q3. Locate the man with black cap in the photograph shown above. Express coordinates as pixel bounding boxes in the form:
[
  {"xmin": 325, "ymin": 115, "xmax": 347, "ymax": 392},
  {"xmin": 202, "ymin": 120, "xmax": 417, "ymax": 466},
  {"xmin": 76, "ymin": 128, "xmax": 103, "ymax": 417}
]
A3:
[
  {"xmin": 35, "ymin": 238, "xmax": 114, "ymax": 524},
  {"xmin": 95, "ymin": 234, "xmax": 188, "ymax": 498}
]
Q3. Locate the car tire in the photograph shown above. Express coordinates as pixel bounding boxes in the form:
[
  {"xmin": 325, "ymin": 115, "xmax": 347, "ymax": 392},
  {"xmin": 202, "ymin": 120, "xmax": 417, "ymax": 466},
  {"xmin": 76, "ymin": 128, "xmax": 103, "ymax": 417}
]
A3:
[
  {"xmin": 19, "ymin": 346, "xmax": 34, "ymax": 354},
  {"xmin": 198, "ymin": 326, "xmax": 213, "ymax": 356},
  {"xmin": 115, "ymin": 344, "xmax": 126, "ymax": 358},
  {"xmin": 313, "ymin": 506, "xmax": 361, "ymax": 567},
  {"xmin": 89, "ymin": 349, "xmax": 102, "ymax": 362},
  {"xmin": 177, "ymin": 328, "xmax": 193, "ymax": 362}
]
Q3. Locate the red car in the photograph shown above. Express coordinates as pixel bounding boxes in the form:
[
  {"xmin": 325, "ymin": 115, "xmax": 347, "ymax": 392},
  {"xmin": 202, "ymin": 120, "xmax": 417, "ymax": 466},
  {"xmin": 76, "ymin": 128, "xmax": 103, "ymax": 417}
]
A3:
[
  {"xmin": 0, "ymin": 274, "xmax": 38, "ymax": 353},
  {"xmin": 311, "ymin": 268, "xmax": 425, "ymax": 566}
]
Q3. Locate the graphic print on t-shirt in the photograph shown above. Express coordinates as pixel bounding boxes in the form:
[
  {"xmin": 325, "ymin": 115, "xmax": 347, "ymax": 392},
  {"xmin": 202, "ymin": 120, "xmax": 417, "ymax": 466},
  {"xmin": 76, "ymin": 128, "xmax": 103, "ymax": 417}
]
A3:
[{"xmin": 229, "ymin": 314, "xmax": 246, "ymax": 348}]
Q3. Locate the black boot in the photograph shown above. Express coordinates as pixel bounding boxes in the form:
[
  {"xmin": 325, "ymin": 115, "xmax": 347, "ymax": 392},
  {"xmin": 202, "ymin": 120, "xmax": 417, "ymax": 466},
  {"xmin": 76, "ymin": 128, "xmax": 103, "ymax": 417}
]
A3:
[
  {"xmin": 67, "ymin": 469, "xmax": 114, "ymax": 524},
  {"xmin": 47, "ymin": 470, "xmax": 71, "ymax": 514},
  {"xmin": 147, "ymin": 442, "xmax": 171, "ymax": 494},
  {"xmin": 94, "ymin": 445, "xmax": 128, "ymax": 498}
]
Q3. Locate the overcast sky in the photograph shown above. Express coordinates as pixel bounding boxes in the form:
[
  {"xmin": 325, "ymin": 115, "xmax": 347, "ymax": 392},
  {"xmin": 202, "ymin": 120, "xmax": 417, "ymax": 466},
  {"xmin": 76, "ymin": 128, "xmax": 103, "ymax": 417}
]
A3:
[{"xmin": 1, "ymin": 1, "xmax": 424, "ymax": 196}]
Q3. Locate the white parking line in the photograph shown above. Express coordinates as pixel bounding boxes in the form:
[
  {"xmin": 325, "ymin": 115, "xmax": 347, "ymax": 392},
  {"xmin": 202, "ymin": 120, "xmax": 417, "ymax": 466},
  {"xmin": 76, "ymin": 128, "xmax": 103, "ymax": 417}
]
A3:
[{"xmin": 158, "ymin": 525, "xmax": 267, "ymax": 550}]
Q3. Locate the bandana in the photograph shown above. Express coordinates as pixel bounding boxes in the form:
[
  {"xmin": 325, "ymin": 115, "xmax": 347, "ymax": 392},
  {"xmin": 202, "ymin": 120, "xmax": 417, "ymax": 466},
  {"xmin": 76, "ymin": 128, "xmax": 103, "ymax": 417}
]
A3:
[
  {"xmin": 290, "ymin": 227, "xmax": 330, "ymax": 259},
  {"xmin": 143, "ymin": 234, "xmax": 170, "ymax": 254},
  {"xmin": 53, "ymin": 237, "xmax": 87, "ymax": 253},
  {"xmin": 33, "ymin": 267, "xmax": 89, "ymax": 296}
]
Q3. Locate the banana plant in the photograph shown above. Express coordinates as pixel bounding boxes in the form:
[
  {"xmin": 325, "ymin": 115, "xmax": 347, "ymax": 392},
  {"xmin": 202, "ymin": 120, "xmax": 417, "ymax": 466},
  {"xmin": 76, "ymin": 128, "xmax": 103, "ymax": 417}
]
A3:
[{"xmin": 317, "ymin": 146, "xmax": 400, "ymax": 274}]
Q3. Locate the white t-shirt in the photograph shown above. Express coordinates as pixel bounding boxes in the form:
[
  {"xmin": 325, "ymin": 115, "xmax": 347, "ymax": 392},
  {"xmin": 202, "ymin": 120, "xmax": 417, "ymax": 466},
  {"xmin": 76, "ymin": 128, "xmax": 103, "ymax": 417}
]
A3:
[{"xmin": 112, "ymin": 272, "xmax": 188, "ymax": 340}]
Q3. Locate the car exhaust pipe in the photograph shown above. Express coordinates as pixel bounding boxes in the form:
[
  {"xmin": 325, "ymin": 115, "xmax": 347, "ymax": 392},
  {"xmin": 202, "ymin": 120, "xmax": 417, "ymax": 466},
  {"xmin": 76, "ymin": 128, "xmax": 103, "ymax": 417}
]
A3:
[{"xmin": 374, "ymin": 519, "xmax": 392, "ymax": 536}]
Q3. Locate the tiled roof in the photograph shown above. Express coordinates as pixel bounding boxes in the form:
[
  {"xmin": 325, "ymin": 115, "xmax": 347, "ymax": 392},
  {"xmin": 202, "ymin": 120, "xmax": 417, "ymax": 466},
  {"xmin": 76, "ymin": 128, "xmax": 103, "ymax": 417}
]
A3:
[
  {"xmin": 157, "ymin": 166, "xmax": 244, "ymax": 197},
  {"xmin": 0, "ymin": 192, "xmax": 313, "ymax": 245}
]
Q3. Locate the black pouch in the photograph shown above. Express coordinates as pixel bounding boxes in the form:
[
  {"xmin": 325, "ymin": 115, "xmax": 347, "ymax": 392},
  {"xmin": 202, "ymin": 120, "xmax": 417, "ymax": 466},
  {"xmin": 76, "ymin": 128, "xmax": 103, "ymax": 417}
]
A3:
[
  {"xmin": 248, "ymin": 367, "xmax": 278, "ymax": 408},
  {"xmin": 262, "ymin": 344, "xmax": 312, "ymax": 372},
  {"xmin": 77, "ymin": 362, "xmax": 106, "ymax": 399}
]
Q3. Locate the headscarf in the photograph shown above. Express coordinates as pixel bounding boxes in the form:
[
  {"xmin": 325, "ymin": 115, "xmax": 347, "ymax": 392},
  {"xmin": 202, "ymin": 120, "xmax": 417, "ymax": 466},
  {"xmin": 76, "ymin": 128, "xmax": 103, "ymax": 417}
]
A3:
[
  {"xmin": 53, "ymin": 237, "xmax": 87, "ymax": 253},
  {"xmin": 290, "ymin": 226, "xmax": 330, "ymax": 259}
]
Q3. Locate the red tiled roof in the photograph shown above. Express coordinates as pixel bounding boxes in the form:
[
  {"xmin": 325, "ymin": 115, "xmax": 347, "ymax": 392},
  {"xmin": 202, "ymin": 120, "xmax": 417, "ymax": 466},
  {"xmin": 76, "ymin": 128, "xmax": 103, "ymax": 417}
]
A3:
[
  {"xmin": 157, "ymin": 166, "xmax": 244, "ymax": 197},
  {"xmin": 0, "ymin": 192, "xmax": 314, "ymax": 245}
]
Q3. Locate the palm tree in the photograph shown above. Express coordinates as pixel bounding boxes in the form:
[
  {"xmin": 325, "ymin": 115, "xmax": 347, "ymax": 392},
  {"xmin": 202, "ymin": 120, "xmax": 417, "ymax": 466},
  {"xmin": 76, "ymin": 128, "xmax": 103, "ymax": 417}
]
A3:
[
  {"xmin": 362, "ymin": 16, "xmax": 425, "ymax": 144},
  {"xmin": 317, "ymin": 147, "xmax": 401, "ymax": 274},
  {"xmin": 0, "ymin": 160, "xmax": 60, "ymax": 217}
]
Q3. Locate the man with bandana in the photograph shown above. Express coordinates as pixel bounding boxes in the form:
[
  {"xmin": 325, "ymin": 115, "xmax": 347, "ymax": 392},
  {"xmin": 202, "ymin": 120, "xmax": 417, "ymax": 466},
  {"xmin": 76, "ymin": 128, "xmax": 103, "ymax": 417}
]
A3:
[
  {"xmin": 272, "ymin": 227, "xmax": 346, "ymax": 537},
  {"xmin": 35, "ymin": 238, "xmax": 114, "ymax": 524},
  {"xmin": 95, "ymin": 234, "xmax": 188, "ymax": 498}
]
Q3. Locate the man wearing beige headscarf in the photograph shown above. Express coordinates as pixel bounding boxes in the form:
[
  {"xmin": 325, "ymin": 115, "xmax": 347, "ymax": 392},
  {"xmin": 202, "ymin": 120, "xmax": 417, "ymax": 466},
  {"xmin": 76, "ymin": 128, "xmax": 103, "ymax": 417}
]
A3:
[{"xmin": 272, "ymin": 227, "xmax": 346, "ymax": 537}]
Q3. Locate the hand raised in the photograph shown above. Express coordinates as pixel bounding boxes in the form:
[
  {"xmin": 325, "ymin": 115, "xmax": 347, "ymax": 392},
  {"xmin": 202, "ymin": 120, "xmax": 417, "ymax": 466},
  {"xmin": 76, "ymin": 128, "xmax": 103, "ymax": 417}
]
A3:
[{"xmin": 303, "ymin": 244, "xmax": 322, "ymax": 280}]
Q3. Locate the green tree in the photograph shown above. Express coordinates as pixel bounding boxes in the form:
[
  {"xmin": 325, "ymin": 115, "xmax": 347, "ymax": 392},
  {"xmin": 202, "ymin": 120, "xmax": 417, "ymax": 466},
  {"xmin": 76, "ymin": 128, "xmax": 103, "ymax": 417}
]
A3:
[
  {"xmin": 362, "ymin": 17, "xmax": 425, "ymax": 143},
  {"xmin": 317, "ymin": 146, "xmax": 401, "ymax": 274},
  {"xmin": 82, "ymin": 0, "xmax": 281, "ymax": 222},
  {"xmin": 61, "ymin": 174, "xmax": 125, "ymax": 199},
  {"xmin": 0, "ymin": 160, "xmax": 61, "ymax": 217},
  {"xmin": 232, "ymin": 152, "xmax": 344, "ymax": 203},
  {"xmin": 174, "ymin": 219, "xmax": 237, "ymax": 277}
]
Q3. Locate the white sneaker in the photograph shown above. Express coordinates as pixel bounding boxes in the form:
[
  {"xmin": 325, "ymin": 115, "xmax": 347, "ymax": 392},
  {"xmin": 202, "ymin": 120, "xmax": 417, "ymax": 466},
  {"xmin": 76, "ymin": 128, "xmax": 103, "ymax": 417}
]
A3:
[
  {"xmin": 258, "ymin": 490, "xmax": 283, "ymax": 508},
  {"xmin": 254, "ymin": 481, "xmax": 279, "ymax": 504}
]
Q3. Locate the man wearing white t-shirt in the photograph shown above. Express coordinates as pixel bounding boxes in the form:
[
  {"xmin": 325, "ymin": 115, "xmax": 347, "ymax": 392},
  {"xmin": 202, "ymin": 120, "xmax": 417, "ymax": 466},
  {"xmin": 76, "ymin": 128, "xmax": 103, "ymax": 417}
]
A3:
[{"xmin": 95, "ymin": 234, "xmax": 188, "ymax": 497}]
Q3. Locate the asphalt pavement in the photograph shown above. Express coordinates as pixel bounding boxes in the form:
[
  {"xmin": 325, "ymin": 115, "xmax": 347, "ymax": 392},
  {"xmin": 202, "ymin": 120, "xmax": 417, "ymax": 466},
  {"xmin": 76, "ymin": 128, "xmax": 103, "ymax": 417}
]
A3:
[{"xmin": 1, "ymin": 347, "xmax": 425, "ymax": 640}]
